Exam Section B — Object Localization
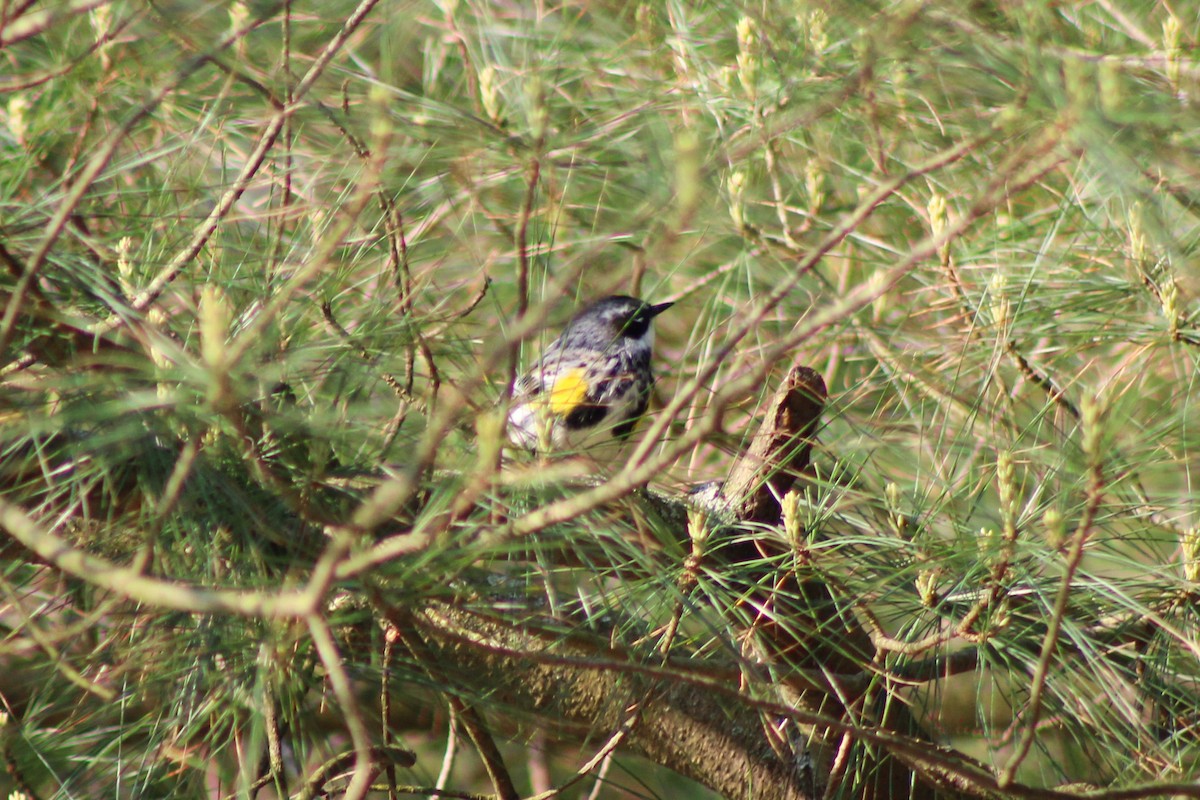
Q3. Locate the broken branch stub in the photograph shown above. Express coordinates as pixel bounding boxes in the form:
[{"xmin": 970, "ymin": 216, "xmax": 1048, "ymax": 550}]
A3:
[{"xmin": 723, "ymin": 364, "xmax": 827, "ymax": 526}]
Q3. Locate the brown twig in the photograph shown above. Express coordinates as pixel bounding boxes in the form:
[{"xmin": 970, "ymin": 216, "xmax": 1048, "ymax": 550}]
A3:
[
  {"xmin": 0, "ymin": 495, "xmax": 348, "ymax": 617},
  {"xmin": 320, "ymin": 300, "xmax": 416, "ymax": 406},
  {"xmin": 382, "ymin": 605, "xmax": 520, "ymax": 800},
  {"xmin": 381, "ymin": 624, "xmax": 400, "ymax": 800},
  {"xmin": 998, "ymin": 398, "xmax": 1107, "ymax": 788},
  {"xmin": 503, "ymin": 152, "xmax": 544, "ymax": 411},
  {"xmin": 87, "ymin": 0, "xmax": 383, "ymax": 340},
  {"xmin": 0, "ymin": 2, "xmax": 285, "ymax": 361},
  {"xmin": 306, "ymin": 612, "xmax": 378, "ymax": 800},
  {"xmin": 296, "ymin": 744, "xmax": 417, "ymax": 800},
  {"xmin": 0, "ymin": 0, "xmax": 108, "ymax": 47}
]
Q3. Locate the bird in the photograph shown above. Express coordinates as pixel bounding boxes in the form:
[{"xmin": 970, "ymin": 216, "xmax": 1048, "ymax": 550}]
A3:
[{"xmin": 507, "ymin": 295, "xmax": 673, "ymax": 454}]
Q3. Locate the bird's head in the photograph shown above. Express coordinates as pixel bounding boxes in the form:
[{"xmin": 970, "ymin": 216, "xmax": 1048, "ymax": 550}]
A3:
[{"xmin": 562, "ymin": 295, "xmax": 673, "ymax": 348}]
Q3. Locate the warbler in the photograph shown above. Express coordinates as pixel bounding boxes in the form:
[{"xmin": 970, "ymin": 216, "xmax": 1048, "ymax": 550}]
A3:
[{"xmin": 507, "ymin": 295, "xmax": 673, "ymax": 453}]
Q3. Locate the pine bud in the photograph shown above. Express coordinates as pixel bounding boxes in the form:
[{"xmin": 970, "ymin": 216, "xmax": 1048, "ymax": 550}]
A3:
[
  {"xmin": 736, "ymin": 17, "xmax": 760, "ymax": 100},
  {"xmin": 479, "ymin": 65, "xmax": 501, "ymax": 122},
  {"xmin": 1183, "ymin": 526, "xmax": 1200, "ymax": 583}
]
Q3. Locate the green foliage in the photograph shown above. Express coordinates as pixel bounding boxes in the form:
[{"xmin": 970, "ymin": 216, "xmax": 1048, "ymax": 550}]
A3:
[{"xmin": 4, "ymin": 1, "xmax": 1200, "ymax": 797}]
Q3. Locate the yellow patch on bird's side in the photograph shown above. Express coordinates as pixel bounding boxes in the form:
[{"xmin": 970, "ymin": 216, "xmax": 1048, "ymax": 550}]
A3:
[{"xmin": 547, "ymin": 368, "xmax": 590, "ymax": 416}]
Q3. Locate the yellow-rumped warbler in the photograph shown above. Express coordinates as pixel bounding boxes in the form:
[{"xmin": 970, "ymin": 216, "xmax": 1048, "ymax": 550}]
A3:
[{"xmin": 507, "ymin": 295, "xmax": 673, "ymax": 453}]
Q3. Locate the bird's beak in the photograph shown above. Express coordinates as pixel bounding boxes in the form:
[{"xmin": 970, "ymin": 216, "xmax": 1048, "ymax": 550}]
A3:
[{"xmin": 648, "ymin": 301, "xmax": 673, "ymax": 317}]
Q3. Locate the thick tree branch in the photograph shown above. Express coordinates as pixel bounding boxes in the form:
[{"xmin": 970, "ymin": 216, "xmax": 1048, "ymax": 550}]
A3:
[{"xmin": 408, "ymin": 603, "xmax": 817, "ymax": 800}]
